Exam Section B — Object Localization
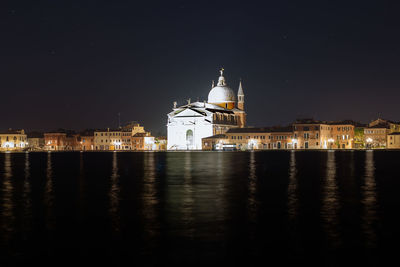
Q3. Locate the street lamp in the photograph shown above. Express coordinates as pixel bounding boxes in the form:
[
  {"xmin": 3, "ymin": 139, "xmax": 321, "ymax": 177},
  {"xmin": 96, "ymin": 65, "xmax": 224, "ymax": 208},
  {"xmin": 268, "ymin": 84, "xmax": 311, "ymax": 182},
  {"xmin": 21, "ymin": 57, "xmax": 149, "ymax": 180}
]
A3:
[{"xmin": 366, "ymin": 137, "xmax": 373, "ymax": 149}]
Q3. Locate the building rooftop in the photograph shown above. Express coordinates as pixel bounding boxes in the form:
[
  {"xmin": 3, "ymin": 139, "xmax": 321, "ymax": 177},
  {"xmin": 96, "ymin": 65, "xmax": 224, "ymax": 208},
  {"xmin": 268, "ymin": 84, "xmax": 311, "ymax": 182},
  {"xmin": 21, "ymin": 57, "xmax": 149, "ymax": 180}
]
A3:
[
  {"xmin": 203, "ymin": 134, "xmax": 228, "ymax": 139},
  {"xmin": 0, "ymin": 129, "xmax": 25, "ymax": 135}
]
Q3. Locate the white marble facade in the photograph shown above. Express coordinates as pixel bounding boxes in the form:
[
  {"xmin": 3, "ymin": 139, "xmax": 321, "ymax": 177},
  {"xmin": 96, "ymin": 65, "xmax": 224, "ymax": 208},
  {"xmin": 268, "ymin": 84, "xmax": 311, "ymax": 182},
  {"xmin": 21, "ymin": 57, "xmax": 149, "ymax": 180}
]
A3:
[{"xmin": 167, "ymin": 69, "xmax": 245, "ymax": 150}]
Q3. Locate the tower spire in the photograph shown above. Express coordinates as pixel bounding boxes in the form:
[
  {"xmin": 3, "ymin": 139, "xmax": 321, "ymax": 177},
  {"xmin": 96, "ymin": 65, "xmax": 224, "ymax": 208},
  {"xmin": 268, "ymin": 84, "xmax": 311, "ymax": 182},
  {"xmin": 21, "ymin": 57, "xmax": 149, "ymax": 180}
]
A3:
[
  {"xmin": 237, "ymin": 79, "xmax": 245, "ymax": 111},
  {"xmin": 238, "ymin": 79, "xmax": 244, "ymax": 96}
]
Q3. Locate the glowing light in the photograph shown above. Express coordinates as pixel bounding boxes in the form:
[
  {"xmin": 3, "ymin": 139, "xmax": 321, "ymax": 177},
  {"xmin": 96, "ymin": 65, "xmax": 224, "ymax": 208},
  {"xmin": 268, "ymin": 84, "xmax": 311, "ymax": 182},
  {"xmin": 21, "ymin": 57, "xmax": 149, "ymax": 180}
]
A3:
[
  {"xmin": 366, "ymin": 138, "xmax": 373, "ymax": 143},
  {"xmin": 328, "ymin": 138, "xmax": 334, "ymax": 143}
]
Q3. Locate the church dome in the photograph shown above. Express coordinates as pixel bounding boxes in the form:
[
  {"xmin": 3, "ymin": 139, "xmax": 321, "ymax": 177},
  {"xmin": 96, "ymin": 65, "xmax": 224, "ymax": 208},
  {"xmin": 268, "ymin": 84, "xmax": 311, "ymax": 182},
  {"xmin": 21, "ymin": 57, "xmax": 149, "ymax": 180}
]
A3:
[
  {"xmin": 207, "ymin": 69, "xmax": 236, "ymax": 104},
  {"xmin": 208, "ymin": 85, "xmax": 236, "ymax": 103}
]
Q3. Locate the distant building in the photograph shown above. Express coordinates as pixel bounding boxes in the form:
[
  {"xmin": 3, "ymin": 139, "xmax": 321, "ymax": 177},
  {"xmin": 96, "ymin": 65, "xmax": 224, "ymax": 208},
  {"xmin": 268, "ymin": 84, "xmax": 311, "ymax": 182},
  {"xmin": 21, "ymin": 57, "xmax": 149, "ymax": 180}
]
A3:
[
  {"xmin": 79, "ymin": 130, "xmax": 95, "ymax": 151},
  {"xmin": 364, "ymin": 124, "xmax": 388, "ymax": 149},
  {"xmin": 132, "ymin": 132, "xmax": 155, "ymax": 150},
  {"xmin": 329, "ymin": 121, "xmax": 355, "ymax": 149},
  {"xmin": 202, "ymin": 134, "xmax": 229, "ymax": 151},
  {"xmin": 94, "ymin": 129, "xmax": 123, "ymax": 151},
  {"xmin": 27, "ymin": 131, "xmax": 45, "ymax": 151},
  {"xmin": 167, "ymin": 69, "xmax": 246, "ymax": 150},
  {"xmin": 292, "ymin": 119, "xmax": 331, "ymax": 149},
  {"xmin": 387, "ymin": 132, "xmax": 400, "ymax": 149},
  {"xmin": 0, "ymin": 129, "xmax": 28, "ymax": 151},
  {"xmin": 44, "ymin": 132, "xmax": 67, "ymax": 151},
  {"xmin": 155, "ymin": 136, "xmax": 167, "ymax": 151}
]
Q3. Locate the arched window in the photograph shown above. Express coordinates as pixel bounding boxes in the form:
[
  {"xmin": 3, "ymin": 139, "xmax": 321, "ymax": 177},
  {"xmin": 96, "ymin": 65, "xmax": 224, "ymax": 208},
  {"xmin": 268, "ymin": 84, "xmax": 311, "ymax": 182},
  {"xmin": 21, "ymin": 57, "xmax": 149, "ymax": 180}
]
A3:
[{"xmin": 186, "ymin": 129, "xmax": 194, "ymax": 148}]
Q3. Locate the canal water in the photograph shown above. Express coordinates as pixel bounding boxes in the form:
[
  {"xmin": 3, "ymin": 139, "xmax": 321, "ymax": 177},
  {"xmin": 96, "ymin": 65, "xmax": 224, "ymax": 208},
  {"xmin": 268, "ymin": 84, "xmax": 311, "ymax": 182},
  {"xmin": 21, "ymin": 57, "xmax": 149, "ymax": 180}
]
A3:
[{"xmin": 0, "ymin": 151, "xmax": 399, "ymax": 266}]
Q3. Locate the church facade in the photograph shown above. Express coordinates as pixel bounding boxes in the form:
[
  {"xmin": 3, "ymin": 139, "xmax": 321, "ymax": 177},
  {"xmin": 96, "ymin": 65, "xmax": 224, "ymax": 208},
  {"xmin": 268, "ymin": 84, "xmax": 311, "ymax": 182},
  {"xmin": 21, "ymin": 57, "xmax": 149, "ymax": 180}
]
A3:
[{"xmin": 167, "ymin": 69, "xmax": 246, "ymax": 150}]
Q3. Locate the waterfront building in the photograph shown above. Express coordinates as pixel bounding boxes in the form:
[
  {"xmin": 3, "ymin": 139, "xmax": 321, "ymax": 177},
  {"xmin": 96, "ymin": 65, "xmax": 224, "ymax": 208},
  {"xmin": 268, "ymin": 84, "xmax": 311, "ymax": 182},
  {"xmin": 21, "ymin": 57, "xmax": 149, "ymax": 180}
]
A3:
[
  {"xmin": 167, "ymin": 69, "xmax": 246, "ymax": 150},
  {"xmin": 292, "ymin": 119, "xmax": 332, "ymax": 149},
  {"xmin": 387, "ymin": 132, "xmax": 400, "ymax": 149},
  {"xmin": 202, "ymin": 134, "xmax": 229, "ymax": 150},
  {"xmin": 27, "ymin": 132, "xmax": 45, "ymax": 151},
  {"xmin": 0, "ymin": 129, "xmax": 28, "ymax": 151},
  {"xmin": 369, "ymin": 118, "xmax": 400, "ymax": 134},
  {"xmin": 364, "ymin": 124, "xmax": 388, "ymax": 148},
  {"xmin": 203, "ymin": 126, "xmax": 295, "ymax": 150},
  {"xmin": 155, "ymin": 136, "xmax": 167, "ymax": 150},
  {"xmin": 79, "ymin": 130, "xmax": 95, "ymax": 151},
  {"xmin": 94, "ymin": 129, "xmax": 123, "ymax": 150},
  {"xmin": 44, "ymin": 132, "xmax": 67, "ymax": 150},
  {"xmin": 329, "ymin": 121, "xmax": 355, "ymax": 149},
  {"xmin": 225, "ymin": 127, "xmax": 271, "ymax": 150},
  {"xmin": 270, "ymin": 127, "xmax": 295, "ymax": 149},
  {"xmin": 132, "ymin": 132, "xmax": 155, "ymax": 150}
]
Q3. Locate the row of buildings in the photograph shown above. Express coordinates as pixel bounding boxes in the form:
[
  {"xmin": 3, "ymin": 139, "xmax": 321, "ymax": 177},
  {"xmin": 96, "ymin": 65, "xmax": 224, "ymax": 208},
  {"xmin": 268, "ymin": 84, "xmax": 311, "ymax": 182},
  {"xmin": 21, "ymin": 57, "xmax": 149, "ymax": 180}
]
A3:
[
  {"xmin": 0, "ymin": 122, "xmax": 167, "ymax": 152},
  {"xmin": 202, "ymin": 118, "xmax": 400, "ymax": 150},
  {"xmin": 2, "ymin": 69, "xmax": 399, "ymax": 151},
  {"xmin": 166, "ymin": 68, "xmax": 400, "ymax": 150}
]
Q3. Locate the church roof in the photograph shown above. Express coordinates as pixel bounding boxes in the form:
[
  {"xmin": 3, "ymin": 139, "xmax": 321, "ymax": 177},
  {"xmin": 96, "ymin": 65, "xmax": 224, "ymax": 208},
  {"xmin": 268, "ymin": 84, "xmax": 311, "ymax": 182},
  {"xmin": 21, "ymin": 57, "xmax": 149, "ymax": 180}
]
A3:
[{"xmin": 208, "ymin": 69, "xmax": 236, "ymax": 104}]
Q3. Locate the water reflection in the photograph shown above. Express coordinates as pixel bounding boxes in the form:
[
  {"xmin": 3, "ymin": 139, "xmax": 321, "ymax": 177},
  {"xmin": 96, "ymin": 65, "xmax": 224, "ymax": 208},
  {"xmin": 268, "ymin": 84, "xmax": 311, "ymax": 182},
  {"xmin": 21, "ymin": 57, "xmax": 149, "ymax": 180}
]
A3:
[
  {"xmin": 248, "ymin": 151, "xmax": 257, "ymax": 223},
  {"xmin": 143, "ymin": 152, "xmax": 160, "ymax": 238},
  {"xmin": 23, "ymin": 152, "xmax": 32, "ymax": 237},
  {"xmin": 78, "ymin": 153, "xmax": 85, "ymax": 220},
  {"xmin": 321, "ymin": 151, "xmax": 341, "ymax": 247},
  {"xmin": 288, "ymin": 150, "xmax": 298, "ymax": 221},
  {"xmin": 1, "ymin": 153, "xmax": 15, "ymax": 241},
  {"xmin": 109, "ymin": 152, "xmax": 120, "ymax": 232},
  {"xmin": 45, "ymin": 152, "xmax": 55, "ymax": 231},
  {"xmin": 362, "ymin": 150, "xmax": 378, "ymax": 248},
  {"xmin": 182, "ymin": 152, "xmax": 194, "ymax": 237}
]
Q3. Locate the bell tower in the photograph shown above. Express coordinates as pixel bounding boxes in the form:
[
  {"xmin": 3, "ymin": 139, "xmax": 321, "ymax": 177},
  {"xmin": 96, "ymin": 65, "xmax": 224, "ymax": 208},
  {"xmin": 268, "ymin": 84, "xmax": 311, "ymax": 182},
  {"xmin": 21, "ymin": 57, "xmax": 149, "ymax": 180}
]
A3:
[
  {"xmin": 237, "ymin": 80, "xmax": 244, "ymax": 110},
  {"xmin": 236, "ymin": 80, "xmax": 246, "ymax": 127}
]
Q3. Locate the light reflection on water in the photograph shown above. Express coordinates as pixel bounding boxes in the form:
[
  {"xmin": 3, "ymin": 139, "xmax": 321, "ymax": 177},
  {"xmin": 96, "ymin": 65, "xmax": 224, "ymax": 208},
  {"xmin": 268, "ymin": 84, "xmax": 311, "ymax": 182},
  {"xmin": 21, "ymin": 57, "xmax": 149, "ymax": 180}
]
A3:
[
  {"xmin": 321, "ymin": 151, "xmax": 341, "ymax": 247},
  {"xmin": 22, "ymin": 152, "xmax": 32, "ymax": 237},
  {"xmin": 0, "ymin": 151, "xmax": 391, "ymax": 265},
  {"xmin": 288, "ymin": 150, "xmax": 298, "ymax": 221},
  {"xmin": 362, "ymin": 150, "xmax": 378, "ymax": 248},
  {"xmin": 248, "ymin": 151, "xmax": 258, "ymax": 225},
  {"xmin": 109, "ymin": 152, "xmax": 120, "ymax": 233},
  {"xmin": 1, "ymin": 153, "xmax": 15, "ymax": 241},
  {"xmin": 45, "ymin": 152, "xmax": 55, "ymax": 231},
  {"xmin": 142, "ymin": 152, "xmax": 160, "ymax": 239}
]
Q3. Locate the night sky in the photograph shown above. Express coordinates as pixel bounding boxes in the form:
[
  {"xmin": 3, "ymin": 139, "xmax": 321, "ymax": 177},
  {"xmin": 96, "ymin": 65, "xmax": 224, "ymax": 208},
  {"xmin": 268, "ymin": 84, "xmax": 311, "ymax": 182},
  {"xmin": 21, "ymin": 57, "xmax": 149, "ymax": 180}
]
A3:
[{"xmin": 2, "ymin": 1, "xmax": 400, "ymax": 135}]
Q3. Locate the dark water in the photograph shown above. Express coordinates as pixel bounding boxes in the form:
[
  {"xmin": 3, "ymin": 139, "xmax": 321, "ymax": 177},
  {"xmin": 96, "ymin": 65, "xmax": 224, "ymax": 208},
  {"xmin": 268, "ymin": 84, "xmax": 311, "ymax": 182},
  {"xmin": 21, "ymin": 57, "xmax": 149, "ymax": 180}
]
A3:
[{"xmin": 0, "ymin": 151, "xmax": 399, "ymax": 266}]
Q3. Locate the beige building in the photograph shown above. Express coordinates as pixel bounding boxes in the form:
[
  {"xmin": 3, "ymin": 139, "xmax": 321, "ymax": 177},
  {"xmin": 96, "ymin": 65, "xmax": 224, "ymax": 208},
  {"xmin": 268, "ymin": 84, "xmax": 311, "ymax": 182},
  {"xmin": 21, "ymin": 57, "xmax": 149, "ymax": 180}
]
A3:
[
  {"xmin": 94, "ymin": 129, "xmax": 123, "ymax": 151},
  {"xmin": 0, "ymin": 129, "xmax": 28, "ymax": 151},
  {"xmin": 364, "ymin": 124, "xmax": 388, "ymax": 149},
  {"xmin": 387, "ymin": 133, "xmax": 400, "ymax": 149},
  {"xmin": 203, "ymin": 127, "xmax": 295, "ymax": 150}
]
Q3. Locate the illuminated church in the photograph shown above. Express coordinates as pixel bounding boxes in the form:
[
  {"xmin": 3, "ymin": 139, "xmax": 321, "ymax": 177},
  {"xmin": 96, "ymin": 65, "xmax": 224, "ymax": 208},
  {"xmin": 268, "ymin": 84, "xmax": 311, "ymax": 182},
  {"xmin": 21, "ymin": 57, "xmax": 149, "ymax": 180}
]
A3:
[{"xmin": 167, "ymin": 69, "xmax": 246, "ymax": 150}]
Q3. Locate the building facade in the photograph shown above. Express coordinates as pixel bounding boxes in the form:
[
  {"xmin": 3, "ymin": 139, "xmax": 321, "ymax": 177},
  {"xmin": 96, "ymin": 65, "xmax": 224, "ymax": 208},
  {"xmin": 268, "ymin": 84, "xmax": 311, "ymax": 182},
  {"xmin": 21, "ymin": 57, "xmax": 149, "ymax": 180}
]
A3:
[
  {"xmin": 167, "ymin": 69, "xmax": 246, "ymax": 150},
  {"xmin": 94, "ymin": 129, "xmax": 123, "ymax": 150},
  {"xmin": 44, "ymin": 133, "xmax": 67, "ymax": 151},
  {"xmin": 0, "ymin": 129, "xmax": 28, "ymax": 151},
  {"xmin": 132, "ymin": 132, "xmax": 155, "ymax": 150},
  {"xmin": 387, "ymin": 133, "xmax": 400, "ymax": 149}
]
